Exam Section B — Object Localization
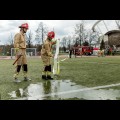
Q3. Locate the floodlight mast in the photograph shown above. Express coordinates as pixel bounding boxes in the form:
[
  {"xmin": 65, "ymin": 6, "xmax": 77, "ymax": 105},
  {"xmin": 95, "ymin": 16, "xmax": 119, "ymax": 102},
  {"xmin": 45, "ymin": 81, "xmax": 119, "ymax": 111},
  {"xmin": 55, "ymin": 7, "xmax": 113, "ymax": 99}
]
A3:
[
  {"xmin": 92, "ymin": 20, "xmax": 103, "ymax": 32},
  {"xmin": 92, "ymin": 20, "xmax": 120, "ymax": 32}
]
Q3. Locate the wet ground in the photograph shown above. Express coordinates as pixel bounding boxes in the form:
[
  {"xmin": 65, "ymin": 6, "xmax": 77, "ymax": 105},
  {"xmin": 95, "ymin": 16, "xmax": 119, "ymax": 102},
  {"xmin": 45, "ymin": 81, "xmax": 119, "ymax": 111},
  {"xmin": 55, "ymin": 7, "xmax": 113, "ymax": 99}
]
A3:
[{"xmin": 8, "ymin": 80, "xmax": 120, "ymax": 100}]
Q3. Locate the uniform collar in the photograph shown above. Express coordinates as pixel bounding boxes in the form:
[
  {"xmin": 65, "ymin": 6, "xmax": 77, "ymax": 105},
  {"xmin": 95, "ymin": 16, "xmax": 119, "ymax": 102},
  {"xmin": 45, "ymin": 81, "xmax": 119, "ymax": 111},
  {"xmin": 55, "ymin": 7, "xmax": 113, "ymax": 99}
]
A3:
[
  {"xmin": 20, "ymin": 31, "xmax": 25, "ymax": 36},
  {"xmin": 46, "ymin": 38, "xmax": 52, "ymax": 42}
]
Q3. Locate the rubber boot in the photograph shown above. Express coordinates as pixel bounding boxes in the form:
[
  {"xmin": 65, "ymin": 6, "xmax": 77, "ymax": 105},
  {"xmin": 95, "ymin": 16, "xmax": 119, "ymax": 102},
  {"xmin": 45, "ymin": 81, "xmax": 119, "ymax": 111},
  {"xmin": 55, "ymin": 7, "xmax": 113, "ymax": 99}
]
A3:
[
  {"xmin": 13, "ymin": 65, "xmax": 21, "ymax": 83},
  {"xmin": 47, "ymin": 65, "xmax": 53, "ymax": 80},
  {"xmin": 47, "ymin": 71, "xmax": 53, "ymax": 80},
  {"xmin": 23, "ymin": 71, "xmax": 31, "ymax": 81},
  {"xmin": 42, "ymin": 71, "xmax": 48, "ymax": 80},
  {"xmin": 13, "ymin": 73, "xmax": 21, "ymax": 83},
  {"xmin": 22, "ymin": 64, "xmax": 31, "ymax": 81}
]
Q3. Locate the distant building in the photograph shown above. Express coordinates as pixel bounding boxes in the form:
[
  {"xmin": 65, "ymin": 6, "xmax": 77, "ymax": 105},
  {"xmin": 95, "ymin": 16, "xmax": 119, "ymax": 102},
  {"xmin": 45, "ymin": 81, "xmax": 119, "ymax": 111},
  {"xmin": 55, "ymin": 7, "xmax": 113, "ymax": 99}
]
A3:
[{"xmin": 104, "ymin": 30, "xmax": 120, "ymax": 47}]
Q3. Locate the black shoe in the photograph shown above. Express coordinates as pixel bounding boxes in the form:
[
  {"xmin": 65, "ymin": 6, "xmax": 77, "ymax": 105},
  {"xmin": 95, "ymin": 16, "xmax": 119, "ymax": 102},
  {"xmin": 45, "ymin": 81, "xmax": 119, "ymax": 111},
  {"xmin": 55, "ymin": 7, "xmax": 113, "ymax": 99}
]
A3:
[
  {"xmin": 47, "ymin": 75, "xmax": 53, "ymax": 80},
  {"xmin": 42, "ymin": 75, "xmax": 48, "ymax": 80},
  {"xmin": 24, "ymin": 77, "xmax": 31, "ymax": 81}
]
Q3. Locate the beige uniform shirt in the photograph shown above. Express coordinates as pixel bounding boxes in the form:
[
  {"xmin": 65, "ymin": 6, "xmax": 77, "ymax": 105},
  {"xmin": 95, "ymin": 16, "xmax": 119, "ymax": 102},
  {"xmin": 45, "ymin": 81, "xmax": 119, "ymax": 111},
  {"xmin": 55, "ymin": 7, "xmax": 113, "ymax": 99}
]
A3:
[
  {"xmin": 41, "ymin": 39, "xmax": 53, "ymax": 57},
  {"xmin": 41, "ymin": 39, "xmax": 57, "ymax": 66},
  {"xmin": 14, "ymin": 31, "xmax": 26, "ymax": 49}
]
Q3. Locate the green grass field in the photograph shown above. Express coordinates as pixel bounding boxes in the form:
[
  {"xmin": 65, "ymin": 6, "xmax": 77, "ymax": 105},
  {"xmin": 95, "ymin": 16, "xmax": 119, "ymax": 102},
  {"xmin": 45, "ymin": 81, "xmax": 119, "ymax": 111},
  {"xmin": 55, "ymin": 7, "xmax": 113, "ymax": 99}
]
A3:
[{"xmin": 1, "ymin": 56, "xmax": 120, "ymax": 100}]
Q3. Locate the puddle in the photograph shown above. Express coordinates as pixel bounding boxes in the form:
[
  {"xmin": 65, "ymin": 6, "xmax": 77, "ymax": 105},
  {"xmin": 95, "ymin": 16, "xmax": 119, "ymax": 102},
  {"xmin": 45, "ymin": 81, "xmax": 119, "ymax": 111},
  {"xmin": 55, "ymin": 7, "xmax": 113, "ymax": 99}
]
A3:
[
  {"xmin": 8, "ymin": 80, "xmax": 120, "ymax": 100},
  {"xmin": 8, "ymin": 88, "xmax": 24, "ymax": 98}
]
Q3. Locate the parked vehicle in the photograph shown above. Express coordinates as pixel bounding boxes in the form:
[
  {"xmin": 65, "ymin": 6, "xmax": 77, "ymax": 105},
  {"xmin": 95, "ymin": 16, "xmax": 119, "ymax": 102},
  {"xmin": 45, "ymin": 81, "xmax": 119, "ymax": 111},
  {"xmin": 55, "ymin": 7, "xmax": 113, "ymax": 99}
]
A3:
[{"xmin": 74, "ymin": 46, "xmax": 93, "ymax": 56}]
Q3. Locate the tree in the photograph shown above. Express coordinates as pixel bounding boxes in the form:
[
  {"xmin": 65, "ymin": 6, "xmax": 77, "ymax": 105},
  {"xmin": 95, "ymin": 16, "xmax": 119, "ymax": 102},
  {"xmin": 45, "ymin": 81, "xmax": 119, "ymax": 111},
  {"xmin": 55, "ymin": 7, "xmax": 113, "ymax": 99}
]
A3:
[
  {"xmin": 26, "ymin": 30, "xmax": 33, "ymax": 48},
  {"xmin": 87, "ymin": 30, "xmax": 100, "ymax": 46},
  {"xmin": 72, "ymin": 35, "xmax": 79, "ymax": 47},
  {"xmin": 82, "ymin": 41, "xmax": 89, "ymax": 46},
  {"xmin": 100, "ymin": 39, "xmax": 105, "ymax": 50},
  {"xmin": 4, "ymin": 33, "xmax": 14, "ymax": 56},
  {"xmin": 61, "ymin": 37, "xmax": 67, "ymax": 52},
  {"xmin": 66, "ymin": 35, "xmax": 72, "ymax": 49},
  {"xmin": 75, "ymin": 20, "xmax": 85, "ymax": 46},
  {"xmin": 35, "ymin": 22, "xmax": 48, "ymax": 44},
  {"xmin": 7, "ymin": 33, "xmax": 14, "ymax": 46}
]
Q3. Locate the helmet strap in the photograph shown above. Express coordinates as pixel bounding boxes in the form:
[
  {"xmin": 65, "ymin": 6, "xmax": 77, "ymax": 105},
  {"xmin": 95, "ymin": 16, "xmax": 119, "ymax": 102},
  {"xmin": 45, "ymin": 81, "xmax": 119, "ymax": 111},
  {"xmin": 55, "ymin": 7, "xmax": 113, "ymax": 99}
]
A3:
[
  {"xmin": 48, "ymin": 37, "xmax": 52, "ymax": 41},
  {"xmin": 21, "ymin": 28, "xmax": 26, "ymax": 33}
]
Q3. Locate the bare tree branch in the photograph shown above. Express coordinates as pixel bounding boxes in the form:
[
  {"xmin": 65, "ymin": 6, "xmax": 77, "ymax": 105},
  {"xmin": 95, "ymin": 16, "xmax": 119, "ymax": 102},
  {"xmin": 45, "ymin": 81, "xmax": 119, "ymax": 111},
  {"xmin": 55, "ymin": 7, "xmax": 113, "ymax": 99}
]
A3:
[{"xmin": 35, "ymin": 22, "xmax": 48, "ymax": 44}]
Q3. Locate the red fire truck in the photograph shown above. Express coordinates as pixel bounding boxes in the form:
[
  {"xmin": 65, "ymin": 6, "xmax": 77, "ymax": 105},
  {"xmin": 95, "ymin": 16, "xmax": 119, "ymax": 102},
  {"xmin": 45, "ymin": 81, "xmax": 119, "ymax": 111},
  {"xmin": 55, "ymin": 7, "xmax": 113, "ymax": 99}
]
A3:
[{"xmin": 74, "ymin": 46, "xmax": 93, "ymax": 56}]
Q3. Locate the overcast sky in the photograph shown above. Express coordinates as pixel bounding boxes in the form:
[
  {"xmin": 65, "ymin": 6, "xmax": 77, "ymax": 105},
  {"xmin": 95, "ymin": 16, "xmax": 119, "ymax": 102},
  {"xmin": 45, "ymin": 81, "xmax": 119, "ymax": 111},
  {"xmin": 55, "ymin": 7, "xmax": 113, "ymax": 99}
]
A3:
[{"xmin": 0, "ymin": 20, "xmax": 119, "ymax": 45}]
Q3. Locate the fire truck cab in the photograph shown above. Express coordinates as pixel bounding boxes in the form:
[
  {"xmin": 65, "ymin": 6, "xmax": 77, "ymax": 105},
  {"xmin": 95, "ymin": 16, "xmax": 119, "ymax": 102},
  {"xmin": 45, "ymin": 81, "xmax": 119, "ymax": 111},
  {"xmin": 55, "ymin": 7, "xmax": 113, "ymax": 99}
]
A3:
[{"xmin": 74, "ymin": 46, "xmax": 93, "ymax": 56}]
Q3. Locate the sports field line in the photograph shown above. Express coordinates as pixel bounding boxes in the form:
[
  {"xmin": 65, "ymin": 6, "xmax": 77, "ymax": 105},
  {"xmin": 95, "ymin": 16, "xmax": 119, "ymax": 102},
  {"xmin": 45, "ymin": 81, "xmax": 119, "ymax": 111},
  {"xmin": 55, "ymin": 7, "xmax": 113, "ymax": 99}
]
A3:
[
  {"xmin": 60, "ymin": 58, "xmax": 68, "ymax": 62},
  {"xmin": 85, "ymin": 61, "xmax": 120, "ymax": 65}
]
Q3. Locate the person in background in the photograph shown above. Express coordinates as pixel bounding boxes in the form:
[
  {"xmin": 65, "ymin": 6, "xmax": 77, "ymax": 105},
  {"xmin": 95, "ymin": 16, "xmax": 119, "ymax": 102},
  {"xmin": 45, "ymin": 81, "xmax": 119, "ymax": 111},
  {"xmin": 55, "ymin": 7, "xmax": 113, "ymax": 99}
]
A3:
[{"xmin": 69, "ymin": 48, "xmax": 73, "ymax": 58}]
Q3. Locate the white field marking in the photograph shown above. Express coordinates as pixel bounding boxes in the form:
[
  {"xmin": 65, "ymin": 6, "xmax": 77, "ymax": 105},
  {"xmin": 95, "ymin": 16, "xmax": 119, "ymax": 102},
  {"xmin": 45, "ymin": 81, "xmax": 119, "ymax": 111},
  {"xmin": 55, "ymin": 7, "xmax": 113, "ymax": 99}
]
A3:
[
  {"xmin": 85, "ymin": 61, "xmax": 120, "ymax": 65},
  {"xmin": 14, "ymin": 82, "xmax": 120, "ymax": 100},
  {"xmin": 86, "ymin": 62, "xmax": 108, "ymax": 64},
  {"xmin": 60, "ymin": 58, "xmax": 68, "ymax": 62}
]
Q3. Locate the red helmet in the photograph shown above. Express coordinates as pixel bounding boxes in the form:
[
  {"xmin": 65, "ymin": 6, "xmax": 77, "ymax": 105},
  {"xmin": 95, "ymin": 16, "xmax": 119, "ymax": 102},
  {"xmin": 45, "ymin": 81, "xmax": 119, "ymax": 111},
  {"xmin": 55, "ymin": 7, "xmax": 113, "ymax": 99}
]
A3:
[
  {"xmin": 19, "ymin": 23, "xmax": 29, "ymax": 29},
  {"xmin": 47, "ymin": 31, "xmax": 55, "ymax": 39}
]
